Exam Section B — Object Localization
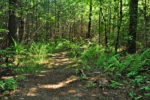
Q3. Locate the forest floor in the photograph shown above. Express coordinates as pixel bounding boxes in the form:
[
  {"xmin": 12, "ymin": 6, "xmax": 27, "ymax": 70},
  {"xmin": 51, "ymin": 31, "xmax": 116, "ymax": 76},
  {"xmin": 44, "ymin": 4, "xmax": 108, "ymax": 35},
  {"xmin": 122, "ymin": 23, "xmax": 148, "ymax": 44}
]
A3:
[{"xmin": 1, "ymin": 51, "xmax": 131, "ymax": 100}]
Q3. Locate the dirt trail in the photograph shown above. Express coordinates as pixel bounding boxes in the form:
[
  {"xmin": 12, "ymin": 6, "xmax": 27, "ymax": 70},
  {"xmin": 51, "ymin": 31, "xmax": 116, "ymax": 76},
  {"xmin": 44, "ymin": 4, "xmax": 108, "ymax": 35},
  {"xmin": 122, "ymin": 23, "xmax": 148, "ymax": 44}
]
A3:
[{"xmin": 4, "ymin": 52, "xmax": 130, "ymax": 100}]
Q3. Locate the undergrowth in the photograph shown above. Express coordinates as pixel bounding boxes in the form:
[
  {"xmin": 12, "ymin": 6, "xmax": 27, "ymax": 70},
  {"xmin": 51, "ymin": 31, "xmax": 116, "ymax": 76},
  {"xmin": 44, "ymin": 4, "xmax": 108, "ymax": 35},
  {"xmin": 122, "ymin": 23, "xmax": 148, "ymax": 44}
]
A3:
[
  {"xmin": 55, "ymin": 39, "xmax": 150, "ymax": 100},
  {"xmin": 0, "ymin": 41, "xmax": 55, "ymax": 94},
  {"xmin": 76, "ymin": 43, "xmax": 150, "ymax": 100}
]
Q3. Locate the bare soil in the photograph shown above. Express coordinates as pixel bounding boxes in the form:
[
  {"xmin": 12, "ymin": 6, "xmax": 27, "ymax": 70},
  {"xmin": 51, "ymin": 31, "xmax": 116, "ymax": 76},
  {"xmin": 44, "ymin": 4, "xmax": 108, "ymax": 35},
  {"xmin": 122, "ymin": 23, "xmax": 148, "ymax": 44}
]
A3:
[{"xmin": 1, "ymin": 52, "xmax": 131, "ymax": 100}]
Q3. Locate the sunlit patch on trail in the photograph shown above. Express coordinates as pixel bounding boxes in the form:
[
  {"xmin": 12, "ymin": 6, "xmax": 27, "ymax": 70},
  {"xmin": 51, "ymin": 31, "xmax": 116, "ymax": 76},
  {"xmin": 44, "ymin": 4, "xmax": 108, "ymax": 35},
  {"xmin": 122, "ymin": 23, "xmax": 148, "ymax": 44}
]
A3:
[
  {"xmin": 75, "ymin": 93, "xmax": 83, "ymax": 97},
  {"xmin": 41, "ymin": 70, "xmax": 52, "ymax": 73},
  {"xmin": 91, "ymin": 94, "xmax": 97, "ymax": 97},
  {"xmin": 27, "ymin": 87, "xmax": 38, "ymax": 96},
  {"xmin": 36, "ymin": 74, "xmax": 45, "ymax": 77},
  {"xmin": 61, "ymin": 89, "xmax": 77, "ymax": 95},
  {"xmin": 39, "ymin": 76, "xmax": 79, "ymax": 89}
]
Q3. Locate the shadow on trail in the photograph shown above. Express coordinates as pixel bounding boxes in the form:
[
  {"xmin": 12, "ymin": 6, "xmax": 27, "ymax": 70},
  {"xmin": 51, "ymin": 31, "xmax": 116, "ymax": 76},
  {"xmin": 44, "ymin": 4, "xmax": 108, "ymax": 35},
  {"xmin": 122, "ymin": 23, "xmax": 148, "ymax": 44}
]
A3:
[{"xmin": 6, "ymin": 51, "xmax": 130, "ymax": 100}]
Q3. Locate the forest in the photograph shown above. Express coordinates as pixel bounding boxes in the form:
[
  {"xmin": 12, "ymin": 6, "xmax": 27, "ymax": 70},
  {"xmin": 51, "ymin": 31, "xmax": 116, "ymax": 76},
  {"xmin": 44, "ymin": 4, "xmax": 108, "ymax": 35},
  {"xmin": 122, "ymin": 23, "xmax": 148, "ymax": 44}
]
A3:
[{"xmin": 0, "ymin": 0, "xmax": 150, "ymax": 100}]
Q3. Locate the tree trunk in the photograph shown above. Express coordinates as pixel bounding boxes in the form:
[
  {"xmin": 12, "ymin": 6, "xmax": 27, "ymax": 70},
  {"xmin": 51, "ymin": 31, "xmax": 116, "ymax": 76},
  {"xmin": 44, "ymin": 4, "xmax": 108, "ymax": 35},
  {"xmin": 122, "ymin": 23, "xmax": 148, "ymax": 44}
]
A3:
[
  {"xmin": 101, "ymin": 8, "xmax": 108, "ymax": 47},
  {"xmin": 54, "ymin": 0, "xmax": 57, "ymax": 43},
  {"xmin": 8, "ymin": 0, "xmax": 17, "ymax": 45},
  {"xmin": 81, "ymin": 15, "xmax": 83, "ymax": 35},
  {"xmin": 128, "ymin": 0, "xmax": 138, "ymax": 54},
  {"xmin": 115, "ymin": 0, "xmax": 122, "ymax": 53},
  {"xmin": 19, "ymin": 7, "xmax": 24, "ymax": 43},
  {"xmin": 99, "ymin": 7, "xmax": 101, "ymax": 44},
  {"xmin": 86, "ymin": 0, "xmax": 92, "ymax": 38},
  {"xmin": 104, "ymin": 20, "xmax": 108, "ymax": 47},
  {"xmin": 144, "ymin": 0, "xmax": 147, "ymax": 48},
  {"xmin": 108, "ymin": 1, "xmax": 112, "ymax": 34}
]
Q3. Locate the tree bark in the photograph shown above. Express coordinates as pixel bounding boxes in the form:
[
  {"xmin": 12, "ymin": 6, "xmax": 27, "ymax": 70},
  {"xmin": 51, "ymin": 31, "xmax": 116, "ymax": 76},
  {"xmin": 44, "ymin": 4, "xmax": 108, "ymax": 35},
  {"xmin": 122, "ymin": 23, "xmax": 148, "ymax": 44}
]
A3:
[
  {"xmin": 19, "ymin": 6, "xmax": 24, "ymax": 43},
  {"xmin": 101, "ymin": 8, "xmax": 108, "ymax": 47},
  {"xmin": 81, "ymin": 15, "xmax": 83, "ymax": 35},
  {"xmin": 128, "ymin": 0, "xmax": 138, "ymax": 54},
  {"xmin": 115, "ymin": 0, "xmax": 122, "ymax": 53},
  {"xmin": 86, "ymin": 0, "xmax": 92, "ymax": 38},
  {"xmin": 99, "ymin": 7, "xmax": 101, "ymax": 44},
  {"xmin": 144, "ymin": 0, "xmax": 147, "ymax": 48},
  {"xmin": 54, "ymin": 0, "xmax": 57, "ymax": 43},
  {"xmin": 8, "ymin": 0, "xmax": 17, "ymax": 45}
]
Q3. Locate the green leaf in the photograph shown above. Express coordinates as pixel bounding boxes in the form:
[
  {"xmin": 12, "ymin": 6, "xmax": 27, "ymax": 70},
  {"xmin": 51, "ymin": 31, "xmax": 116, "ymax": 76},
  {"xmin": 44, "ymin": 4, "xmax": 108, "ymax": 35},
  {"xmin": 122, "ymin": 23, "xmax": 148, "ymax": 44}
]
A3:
[
  {"xmin": 0, "ymin": 37, "xmax": 4, "ymax": 40},
  {"xmin": 0, "ymin": 80, "xmax": 5, "ymax": 90},
  {"xmin": 0, "ymin": 29, "xmax": 9, "ymax": 33}
]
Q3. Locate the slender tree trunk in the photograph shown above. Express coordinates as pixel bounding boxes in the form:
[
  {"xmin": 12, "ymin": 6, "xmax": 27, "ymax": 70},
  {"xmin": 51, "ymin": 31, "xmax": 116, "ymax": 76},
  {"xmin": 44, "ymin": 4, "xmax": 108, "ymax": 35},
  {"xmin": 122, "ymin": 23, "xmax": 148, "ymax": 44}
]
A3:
[
  {"xmin": 73, "ymin": 17, "xmax": 76, "ymax": 41},
  {"xmin": 101, "ymin": 8, "xmax": 108, "ymax": 47},
  {"xmin": 144, "ymin": 0, "xmax": 147, "ymax": 48},
  {"xmin": 81, "ymin": 15, "xmax": 83, "ymax": 35},
  {"xmin": 8, "ymin": 0, "xmax": 17, "ymax": 45},
  {"xmin": 58, "ymin": 9, "xmax": 60, "ymax": 38},
  {"xmin": 105, "ymin": 20, "xmax": 108, "ymax": 47},
  {"xmin": 19, "ymin": 6, "xmax": 24, "ymax": 43},
  {"xmin": 112, "ymin": 11, "xmax": 116, "ymax": 35},
  {"xmin": 115, "ymin": 0, "xmax": 122, "ymax": 53},
  {"xmin": 69, "ymin": 23, "xmax": 72, "ymax": 41},
  {"xmin": 54, "ymin": 0, "xmax": 57, "ymax": 43},
  {"xmin": 128, "ymin": 0, "xmax": 138, "ymax": 54},
  {"xmin": 99, "ymin": 7, "xmax": 102, "ymax": 44},
  {"xmin": 26, "ymin": 14, "xmax": 30, "ymax": 43},
  {"xmin": 35, "ymin": 6, "xmax": 38, "ymax": 41},
  {"xmin": 86, "ymin": 0, "xmax": 92, "ymax": 38},
  {"xmin": 109, "ymin": 9, "xmax": 111, "ymax": 34},
  {"xmin": 46, "ymin": 18, "xmax": 49, "ymax": 41},
  {"xmin": 36, "ymin": 8, "xmax": 38, "ymax": 30},
  {"xmin": 48, "ymin": 0, "xmax": 52, "ymax": 39},
  {"xmin": 108, "ymin": 1, "xmax": 112, "ymax": 34},
  {"xmin": 49, "ymin": 22, "xmax": 52, "ymax": 38}
]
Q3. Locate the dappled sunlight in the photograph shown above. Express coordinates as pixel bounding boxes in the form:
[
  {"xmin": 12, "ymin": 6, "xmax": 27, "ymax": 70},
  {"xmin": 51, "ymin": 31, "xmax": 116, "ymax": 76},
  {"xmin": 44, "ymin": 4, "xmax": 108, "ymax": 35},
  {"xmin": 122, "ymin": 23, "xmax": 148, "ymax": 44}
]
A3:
[
  {"xmin": 54, "ymin": 61, "xmax": 73, "ymax": 67},
  {"xmin": 39, "ymin": 76, "xmax": 79, "ymax": 89},
  {"xmin": 75, "ymin": 93, "xmax": 83, "ymax": 97},
  {"xmin": 60, "ymin": 58, "xmax": 69, "ymax": 62},
  {"xmin": 9, "ymin": 51, "xmax": 122, "ymax": 100},
  {"xmin": 27, "ymin": 87, "xmax": 38, "ymax": 96},
  {"xmin": 68, "ymin": 89, "xmax": 76, "ymax": 93},
  {"xmin": 36, "ymin": 74, "xmax": 45, "ymax": 77},
  {"xmin": 61, "ymin": 89, "xmax": 77, "ymax": 95},
  {"xmin": 9, "ymin": 90, "xmax": 21, "ymax": 95},
  {"xmin": 41, "ymin": 70, "xmax": 52, "ymax": 73},
  {"xmin": 1, "ymin": 74, "xmax": 30, "ymax": 80},
  {"xmin": 1, "ymin": 76, "xmax": 15, "ymax": 80},
  {"xmin": 91, "ymin": 94, "xmax": 97, "ymax": 97},
  {"xmin": 38, "ymin": 60, "xmax": 49, "ymax": 65}
]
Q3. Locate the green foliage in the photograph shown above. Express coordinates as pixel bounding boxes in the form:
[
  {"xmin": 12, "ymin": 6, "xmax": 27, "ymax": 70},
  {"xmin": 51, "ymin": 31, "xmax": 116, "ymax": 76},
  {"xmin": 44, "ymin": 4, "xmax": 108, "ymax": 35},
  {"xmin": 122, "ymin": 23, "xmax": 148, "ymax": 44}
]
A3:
[
  {"xmin": 29, "ymin": 42, "xmax": 55, "ymax": 54},
  {"xmin": 0, "ymin": 29, "xmax": 9, "ymax": 33},
  {"xmin": 13, "ymin": 39, "xmax": 27, "ymax": 55},
  {"xmin": 0, "ymin": 78, "xmax": 17, "ymax": 92},
  {"xmin": 109, "ymin": 80, "xmax": 124, "ymax": 89},
  {"xmin": 16, "ymin": 76, "xmax": 26, "ymax": 81},
  {"xmin": 0, "ymin": 81, "xmax": 5, "ymax": 90},
  {"xmin": 94, "ymin": 48, "xmax": 150, "ymax": 73},
  {"xmin": 15, "ymin": 64, "xmax": 42, "ymax": 74},
  {"xmin": 27, "ymin": 42, "xmax": 55, "ymax": 62},
  {"xmin": 29, "ymin": 42, "xmax": 49, "ymax": 55},
  {"xmin": 86, "ymin": 83, "xmax": 96, "ymax": 88},
  {"xmin": 78, "ymin": 44, "xmax": 116, "ymax": 70},
  {"xmin": 77, "ymin": 42, "xmax": 150, "ymax": 99},
  {"xmin": 81, "ymin": 44, "xmax": 105, "ymax": 61},
  {"xmin": 68, "ymin": 43, "xmax": 82, "ymax": 57},
  {"xmin": 56, "ymin": 39, "xmax": 71, "ymax": 50},
  {"xmin": 5, "ymin": 78, "xmax": 17, "ymax": 90},
  {"xmin": 56, "ymin": 39, "xmax": 83, "ymax": 57}
]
